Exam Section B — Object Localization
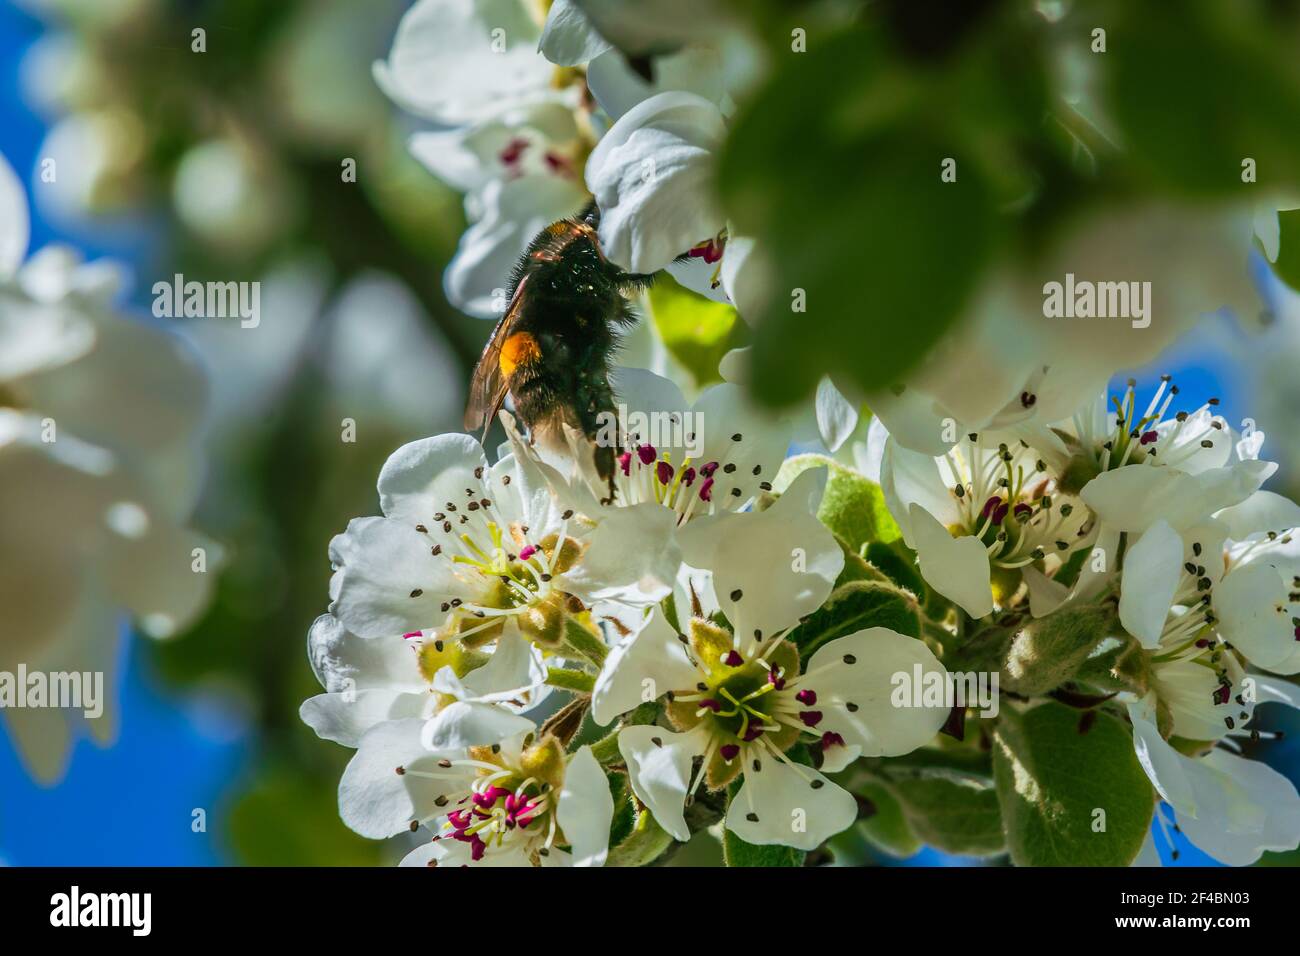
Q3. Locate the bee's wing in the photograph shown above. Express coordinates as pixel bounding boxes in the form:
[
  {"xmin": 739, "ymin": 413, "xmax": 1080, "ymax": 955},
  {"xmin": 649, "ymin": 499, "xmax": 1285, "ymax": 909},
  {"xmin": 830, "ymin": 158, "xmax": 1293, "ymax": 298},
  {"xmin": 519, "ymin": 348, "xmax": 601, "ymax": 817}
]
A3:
[{"xmin": 463, "ymin": 274, "xmax": 528, "ymax": 435}]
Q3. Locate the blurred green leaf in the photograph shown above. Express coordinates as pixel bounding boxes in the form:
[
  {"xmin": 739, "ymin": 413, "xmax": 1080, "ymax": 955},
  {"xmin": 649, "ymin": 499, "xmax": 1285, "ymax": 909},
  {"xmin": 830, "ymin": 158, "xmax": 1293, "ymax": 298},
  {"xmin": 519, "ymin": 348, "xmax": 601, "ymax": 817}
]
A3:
[
  {"xmin": 885, "ymin": 770, "xmax": 1005, "ymax": 857},
  {"xmin": 993, "ymin": 702, "xmax": 1154, "ymax": 866},
  {"xmin": 647, "ymin": 274, "xmax": 748, "ymax": 388},
  {"xmin": 854, "ymin": 779, "xmax": 922, "ymax": 859},
  {"xmin": 1270, "ymin": 208, "xmax": 1300, "ymax": 293},
  {"xmin": 228, "ymin": 764, "xmax": 386, "ymax": 867},
  {"xmin": 719, "ymin": 26, "xmax": 1000, "ymax": 405},
  {"xmin": 1104, "ymin": 0, "xmax": 1300, "ymax": 196}
]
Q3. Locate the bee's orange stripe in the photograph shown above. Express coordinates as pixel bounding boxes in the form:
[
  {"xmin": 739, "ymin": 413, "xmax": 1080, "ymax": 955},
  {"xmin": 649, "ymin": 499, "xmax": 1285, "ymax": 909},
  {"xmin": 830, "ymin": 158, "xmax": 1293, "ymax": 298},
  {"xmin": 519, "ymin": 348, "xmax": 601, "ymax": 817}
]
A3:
[{"xmin": 499, "ymin": 332, "xmax": 542, "ymax": 377}]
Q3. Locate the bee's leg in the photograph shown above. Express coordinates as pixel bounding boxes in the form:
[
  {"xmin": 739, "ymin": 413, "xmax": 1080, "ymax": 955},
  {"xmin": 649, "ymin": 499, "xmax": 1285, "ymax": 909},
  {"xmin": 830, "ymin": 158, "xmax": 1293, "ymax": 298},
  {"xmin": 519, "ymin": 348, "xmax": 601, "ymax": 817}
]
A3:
[{"xmin": 594, "ymin": 443, "xmax": 618, "ymax": 506}]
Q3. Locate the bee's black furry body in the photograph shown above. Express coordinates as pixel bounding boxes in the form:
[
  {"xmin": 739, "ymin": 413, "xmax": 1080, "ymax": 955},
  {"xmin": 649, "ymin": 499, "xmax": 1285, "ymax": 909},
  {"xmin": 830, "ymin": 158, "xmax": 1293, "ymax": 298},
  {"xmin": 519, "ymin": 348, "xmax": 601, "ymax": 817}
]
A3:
[{"xmin": 464, "ymin": 205, "xmax": 655, "ymax": 488}]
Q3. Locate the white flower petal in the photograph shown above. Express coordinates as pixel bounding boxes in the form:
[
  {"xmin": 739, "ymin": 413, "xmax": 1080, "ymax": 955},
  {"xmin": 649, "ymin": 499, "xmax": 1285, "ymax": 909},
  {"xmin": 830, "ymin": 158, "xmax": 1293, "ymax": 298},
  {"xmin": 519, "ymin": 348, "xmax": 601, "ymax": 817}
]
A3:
[
  {"xmin": 101, "ymin": 516, "xmax": 218, "ymax": 639},
  {"xmin": 1081, "ymin": 461, "xmax": 1276, "ymax": 534},
  {"xmin": 725, "ymin": 757, "xmax": 857, "ymax": 850},
  {"xmin": 815, "ymin": 377, "xmax": 859, "ymax": 453},
  {"xmin": 374, "ymin": 0, "xmax": 555, "ymax": 126},
  {"xmin": 866, "ymin": 384, "xmax": 957, "ymax": 458},
  {"xmin": 691, "ymin": 381, "xmax": 790, "ymax": 505},
  {"xmin": 1214, "ymin": 562, "xmax": 1298, "ymax": 673},
  {"xmin": 1119, "ymin": 520, "xmax": 1183, "ymax": 648},
  {"xmin": 23, "ymin": 310, "xmax": 205, "ymax": 456},
  {"xmin": 558, "ymin": 502, "xmax": 681, "ymax": 607},
  {"xmin": 557, "ymin": 746, "xmax": 614, "ymax": 866},
  {"xmin": 1022, "ymin": 564, "xmax": 1072, "ymax": 618},
  {"xmin": 618, "ymin": 723, "xmax": 704, "ymax": 841},
  {"xmin": 609, "ymin": 365, "xmax": 688, "ymax": 425},
  {"xmin": 1128, "ymin": 703, "xmax": 1215, "ymax": 817},
  {"xmin": 1255, "ymin": 674, "xmax": 1300, "ymax": 709},
  {"xmin": 592, "ymin": 609, "xmax": 697, "ymax": 725},
  {"xmin": 339, "ymin": 719, "xmax": 471, "ymax": 839},
  {"xmin": 910, "ymin": 504, "xmax": 994, "ymax": 618},
  {"xmin": 420, "ymin": 700, "xmax": 535, "ymax": 751},
  {"xmin": 1215, "ymin": 490, "xmax": 1300, "ymax": 541},
  {"xmin": 690, "ymin": 468, "xmax": 842, "ymax": 639},
  {"xmin": 0, "ymin": 290, "xmax": 95, "ymax": 381},
  {"xmin": 452, "ymin": 629, "xmax": 548, "ymax": 704},
  {"xmin": 585, "ymin": 46, "xmax": 726, "ymax": 120},
  {"xmin": 401, "ymin": 838, "xmax": 533, "ymax": 867},
  {"xmin": 1255, "ymin": 205, "xmax": 1281, "ymax": 263},
  {"xmin": 307, "ymin": 614, "xmax": 423, "ymax": 694},
  {"xmin": 328, "ymin": 517, "xmax": 470, "ymax": 639},
  {"xmin": 802, "ymin": 627, "xmax": 950, "ymax": 757},
  {"xmin": 1180, "ymin": 750, "xmax": 1300, "ymax": 865},
  {"xmin": 300, "ymin": 689, "xmax": 427, "ymax": 747},
  {"xmin": 585, "ymin": 91, "xmax": 726, "ymax": 273},
  {"xmin": 377, "ymin": 433, "xmax": 489, "ymax": 525},
  {"xmin": 880, "ymin": 438, "xmax": 961, "ymax": 545},
  {"xmin": 539, "ymin": 0, "xmax": 612, "ymax": 66},
  {"xmin": 717, "ymin": 234, "xmax": 767, "ymax": 321}
]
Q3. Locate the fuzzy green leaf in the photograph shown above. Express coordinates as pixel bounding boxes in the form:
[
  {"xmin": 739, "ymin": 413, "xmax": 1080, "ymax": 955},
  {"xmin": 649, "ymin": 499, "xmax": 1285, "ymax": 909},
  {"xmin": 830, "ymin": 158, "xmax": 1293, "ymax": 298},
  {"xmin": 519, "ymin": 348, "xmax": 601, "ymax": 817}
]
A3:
[
  {"xmin": 992, "ymin": 702, "xmax": 1155, "ymax": 866},
  {"xmin": 785, "ymin": 580, "xmax": 920, "ymax": 655},
  {"xmin": 718, "ymin": 27, "xmax": 998, "ymax": 406},
  {"xmin": 864, "ymin": 539, "xmax": 928, "ymax": 602},
  {"xmin": 775, "ymin": 454, "xmax": 901, "ymax": 552},
  {"xmin": 1000, "ymin": 605, "xmax": 1112, "ymax": 696}
]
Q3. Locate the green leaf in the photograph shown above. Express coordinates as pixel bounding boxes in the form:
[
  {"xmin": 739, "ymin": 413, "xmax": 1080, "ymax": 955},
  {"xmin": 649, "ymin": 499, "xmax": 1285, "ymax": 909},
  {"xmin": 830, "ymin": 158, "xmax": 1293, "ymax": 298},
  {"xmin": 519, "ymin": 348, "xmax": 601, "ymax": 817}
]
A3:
[
  {"xmin": 775, "ymin": 454, "xmax": 901, "ymax": 551},
  {"xmin": 886, "ymin": 770, "xmax": 1005, "ymax": 858},
  {"xmin": 1269, "ymin": 208, "xmax": 1300, "ymax": 293},
  {"xmin": 785, "ymin": 580, "xmax": 920, "ymax": 655},
  {"xmin": 647, "ymin": 273, "xmax": 748, "ymax": 389},
  {"xmin": 719, "ymin": 27, "xmax": 999, "ymax": 406},
  {"xmin": 854, "ymin": 780, "xmax": 922, "ymax": 859},
  {"xmin": 722, "ymin": 782, "xmax": 806, "ymax": 867},
  {"xmin": 992, "ymin": 702, "xmax": 1155, "ymax": 866},
  {"xmin": 228, "ymin": 765, "xmax": 386, "ymax": 867}
]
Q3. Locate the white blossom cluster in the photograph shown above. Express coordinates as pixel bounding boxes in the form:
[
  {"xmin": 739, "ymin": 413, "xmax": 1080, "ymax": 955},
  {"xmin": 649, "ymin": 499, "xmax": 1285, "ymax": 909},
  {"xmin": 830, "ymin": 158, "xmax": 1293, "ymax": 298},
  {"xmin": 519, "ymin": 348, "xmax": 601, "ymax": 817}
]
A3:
[{"xmin": 297, "ymin": 0, "xmax": 1300, "ymax": 867}]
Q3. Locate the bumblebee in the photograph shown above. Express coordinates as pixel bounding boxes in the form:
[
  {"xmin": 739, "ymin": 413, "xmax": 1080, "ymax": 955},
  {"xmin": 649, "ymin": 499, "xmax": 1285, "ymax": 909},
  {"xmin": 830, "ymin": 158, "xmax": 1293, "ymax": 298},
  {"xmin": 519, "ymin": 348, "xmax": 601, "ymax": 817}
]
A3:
[{"xmin": 463, "ymin": 204, "xmax": 655, "ymax": 494}]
